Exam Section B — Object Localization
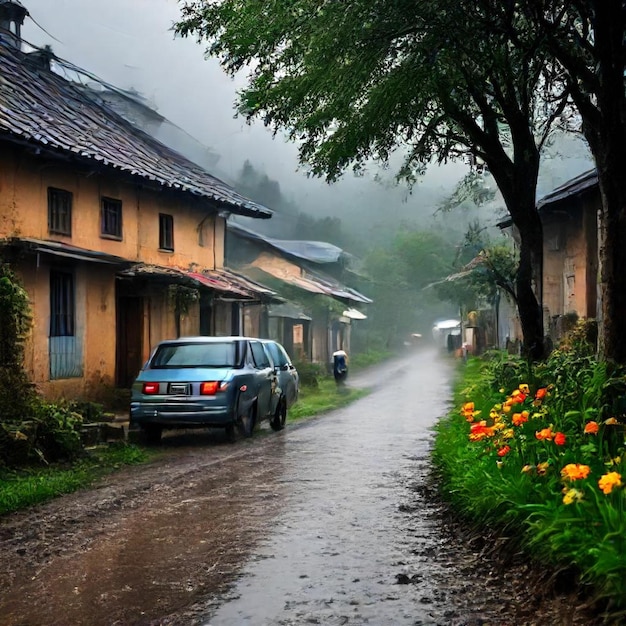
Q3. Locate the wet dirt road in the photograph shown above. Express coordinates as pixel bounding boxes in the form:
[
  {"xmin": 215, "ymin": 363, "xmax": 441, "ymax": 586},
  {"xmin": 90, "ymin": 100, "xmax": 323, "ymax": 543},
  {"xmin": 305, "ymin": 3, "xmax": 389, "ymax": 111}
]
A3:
[{"xmin": 0, "ymin": 349, "xmax": 595, "ymax": 625}]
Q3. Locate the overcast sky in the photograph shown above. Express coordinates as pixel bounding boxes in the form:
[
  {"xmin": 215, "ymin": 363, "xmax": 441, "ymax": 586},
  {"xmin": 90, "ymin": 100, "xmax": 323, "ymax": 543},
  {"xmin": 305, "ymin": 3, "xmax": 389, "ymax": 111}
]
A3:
[{"xmin": 20, "ymin": 0, "xmax": 592, "ymax": 230}]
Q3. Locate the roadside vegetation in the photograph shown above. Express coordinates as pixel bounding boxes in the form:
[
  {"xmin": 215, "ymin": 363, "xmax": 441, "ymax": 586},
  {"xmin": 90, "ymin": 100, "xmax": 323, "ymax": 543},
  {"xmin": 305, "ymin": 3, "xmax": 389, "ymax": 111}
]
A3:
[
  {"xmin": 433, "ymin": 321, "xmax": 626, "ymax": 619},
  {"xmin": 0, "ymin": 444, "xmax": 149, "ymax": 516}
]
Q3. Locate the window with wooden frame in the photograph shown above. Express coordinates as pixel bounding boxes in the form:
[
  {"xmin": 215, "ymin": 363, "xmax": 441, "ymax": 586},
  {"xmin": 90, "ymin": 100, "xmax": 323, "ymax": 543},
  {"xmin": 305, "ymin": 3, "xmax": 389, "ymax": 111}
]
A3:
[
  {"xmin": 159, "ymin": 213, "xmax": 174, "ymax": 251},
  {"xmin": 50, "ymin": 270, "xmax": 75, "ymax": 337},
  {"xmin": 48, "ymin": 188, "xmax": 72, "ymax": 236},
  {"xmin": 100, "ymin": 197, "xmax": 123, "ymax": 239}
]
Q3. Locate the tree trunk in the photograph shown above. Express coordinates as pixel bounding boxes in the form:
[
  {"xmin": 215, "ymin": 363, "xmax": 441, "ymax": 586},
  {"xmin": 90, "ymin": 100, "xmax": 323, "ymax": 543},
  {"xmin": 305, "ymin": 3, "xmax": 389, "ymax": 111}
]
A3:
[
  {"xmin": 487, "ymin": 152, "xmax": 545, "ymax": 361},
  {"xmin": 514, "ymin": 210, "xmax": 545, "ymax": 360},
  {"xmin": 583, "ymin": 1, "xmax": 626, "ymax": 363}
]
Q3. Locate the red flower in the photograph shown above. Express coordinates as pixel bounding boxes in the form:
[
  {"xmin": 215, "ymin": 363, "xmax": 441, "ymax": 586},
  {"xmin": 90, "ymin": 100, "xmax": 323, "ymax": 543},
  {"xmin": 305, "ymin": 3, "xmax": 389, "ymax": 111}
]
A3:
[
  {"xmin": 535, "ymin": 388, "xmax": 547, "ymax": 400},
  {"xmin": 497, "ymin": 445, "xmax": 511, "ymax": 457},
  {"xmin": 554, "ymin": 432, "xmax": 566, "ymax": 446}
]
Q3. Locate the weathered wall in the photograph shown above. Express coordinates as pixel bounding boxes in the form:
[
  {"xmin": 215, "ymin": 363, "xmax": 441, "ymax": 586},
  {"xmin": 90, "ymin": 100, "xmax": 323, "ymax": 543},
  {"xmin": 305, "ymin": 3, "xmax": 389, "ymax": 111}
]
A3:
[
  {"xmin": 0, "ymin": 146, "xmax": 226, "ymax": 399},
  {"xmin": 0, "ymin": 149, "xmax": 223, "ymax": 269},
  {"xmin": 542, "ymin": 192, "xmax": 599, "ymax": 322}
]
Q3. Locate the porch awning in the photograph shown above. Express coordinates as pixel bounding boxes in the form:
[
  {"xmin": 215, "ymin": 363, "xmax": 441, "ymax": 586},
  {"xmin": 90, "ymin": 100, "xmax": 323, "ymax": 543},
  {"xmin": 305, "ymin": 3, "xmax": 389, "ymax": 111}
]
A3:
[
  {"xmin": 342, "ymin": 308, "xmax": 367, "ymax": 320},
  {"xmin": 1, "ymin": 237, "xmax": 132, "ymax": 265},
  {"xmin": 118, "ymin": 263, "xmax": 280, "ymax": 301}
]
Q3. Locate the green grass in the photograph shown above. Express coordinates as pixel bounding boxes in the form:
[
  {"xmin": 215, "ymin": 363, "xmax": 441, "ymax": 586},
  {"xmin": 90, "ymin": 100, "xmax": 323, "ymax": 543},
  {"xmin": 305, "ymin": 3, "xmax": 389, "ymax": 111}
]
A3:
[
  {"xmin": 288, "ymin": 377, "xmax": 370, "ymax": 421},
  {"xmin": 0, "ymin": 444, "xmax": 150, "ymax": 516},
  {"xmin": 349, "ymin": 349, "xmax": 394, "ymax": 371}
]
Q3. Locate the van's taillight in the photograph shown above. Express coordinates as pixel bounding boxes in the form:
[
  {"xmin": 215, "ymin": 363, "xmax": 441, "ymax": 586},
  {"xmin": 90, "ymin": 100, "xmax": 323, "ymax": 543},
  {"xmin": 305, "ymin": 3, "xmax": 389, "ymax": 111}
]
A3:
[
  {"xmin": 142, "ymin": 382, "xmax": 160, "ymax": 395},
  {"xmin": 200, "ymin": 381, "xmax": 227, "ymax": 395}
]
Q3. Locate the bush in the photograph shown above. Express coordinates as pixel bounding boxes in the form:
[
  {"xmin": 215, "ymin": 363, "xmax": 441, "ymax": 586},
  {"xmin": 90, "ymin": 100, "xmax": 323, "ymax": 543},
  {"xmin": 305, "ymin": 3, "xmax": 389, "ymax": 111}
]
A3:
[
  {"xmin": 294, "ymin": 360, "xmax": 326, "ymax": 388},
  {"xmin": 0, "ymin": 264, "xmax": 84, "ymax": 467}
]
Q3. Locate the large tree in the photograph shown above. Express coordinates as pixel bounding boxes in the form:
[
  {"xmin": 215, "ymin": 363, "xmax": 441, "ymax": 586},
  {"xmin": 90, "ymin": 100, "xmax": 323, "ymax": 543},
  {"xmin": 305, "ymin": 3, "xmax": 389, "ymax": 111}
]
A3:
[
  {"xmin": 176, "ymin": 0, "xmax": 572, "ymax": 359},
  {"xmin": 516, "ymin": 1, "xmax": 626, "ymax": 362}
]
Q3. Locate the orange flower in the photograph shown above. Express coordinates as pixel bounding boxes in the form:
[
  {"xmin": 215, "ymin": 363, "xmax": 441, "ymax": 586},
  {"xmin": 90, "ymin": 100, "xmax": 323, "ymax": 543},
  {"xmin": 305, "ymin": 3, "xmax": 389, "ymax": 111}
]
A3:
[
  {"xmin": 535, "ymin": 387, "xmax": 547, "ymax": 400},
  {"xmin": 512, "ymin": 412, "xmax": 529, "ymax": 427},
  {"xmin": 554, "ymin": 432, "xmax": 566, "ymax": 446},
  {"xmin": 461, "ymin": 402, "xmax": 480, "ymax": 422},
  {"xmin": 584, "ymin": 421, "xmax": 599, "ymax": 435},
  {"xmin": 535, "ymin": 427, "xmax": 554, "ymax": 441},
  {"xmin": 497, "ymin": 445, "xmax": 511, "ymax": 457},
  {"xmin": 598, "ymin": 472, "xmax": 622, "ymax": 495},
  {"xmin": 510, "ymin": 390, "xmax": 527, "ymax": 404},
  {"xmin": 560, "ymin": 463, "xmax": 591, "ymax": 481},
  {"xmin": 469, "ymin": 421, "xmax": 495, "ymax": 441}
]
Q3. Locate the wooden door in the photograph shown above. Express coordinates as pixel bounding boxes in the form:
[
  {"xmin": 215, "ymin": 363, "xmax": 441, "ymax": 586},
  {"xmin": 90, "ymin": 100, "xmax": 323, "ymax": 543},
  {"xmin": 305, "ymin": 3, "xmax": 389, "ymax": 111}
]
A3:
[{"xmin": 116, "ymin": 296, "xmax": 144, "ymax": 388}]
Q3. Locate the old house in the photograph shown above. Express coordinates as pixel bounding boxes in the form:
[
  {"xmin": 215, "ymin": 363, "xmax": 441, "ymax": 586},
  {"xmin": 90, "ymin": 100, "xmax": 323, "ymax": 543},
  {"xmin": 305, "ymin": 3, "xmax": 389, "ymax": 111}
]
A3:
[
  {"xmin": 0, "ymin": 4, "xmax": 276, "ymax": 400},
  {"xmin": 226, "ymin": 221, "xmax": 371, "ymax": 365},
  {"xmin": 499, "ymin": 168, "xmax": 599, "ymax": 348},
  {"xmin": 538, "ymin": 169, "xmax": 598, "ymax": 341}
]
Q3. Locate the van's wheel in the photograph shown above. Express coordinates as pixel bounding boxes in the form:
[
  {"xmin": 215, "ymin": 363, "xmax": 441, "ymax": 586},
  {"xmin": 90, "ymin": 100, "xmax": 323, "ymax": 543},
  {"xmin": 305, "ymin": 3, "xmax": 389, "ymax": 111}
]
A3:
[
  {"xmin": 270, "ymin": 399, "xmax": 287, "ymax": 431},
  {"xmin": 237, "ymin": 405, "xmax": 256, "ymax": 438},
  {"xmin": 143, "ymin": 425, "xmax": 162, "ymax": 445}
]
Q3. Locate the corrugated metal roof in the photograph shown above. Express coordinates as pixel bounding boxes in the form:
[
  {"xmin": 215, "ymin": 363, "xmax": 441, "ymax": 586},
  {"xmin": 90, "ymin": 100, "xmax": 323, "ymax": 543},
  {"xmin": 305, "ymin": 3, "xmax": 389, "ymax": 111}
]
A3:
[
  {"xmin": 240, "ymin": 265, "xmax": 372, "ymax": 304},
  {"xmin": 119, "ymin": 263, "xmax": 278, "ymax": 301},
  {"xmin": 229, "ymin": 221, "xmax": 346, "ymax": 263},
  {"xmin": 0, "ymin": 41, "xmax": 272, "ymax": 219},
  {"xmin": 498, "ymin": 169, "xmax": 598, "ymax": 229},
  {"xmin": 537, "ymin": 169, "xmax": 597, "ymax": 209}
]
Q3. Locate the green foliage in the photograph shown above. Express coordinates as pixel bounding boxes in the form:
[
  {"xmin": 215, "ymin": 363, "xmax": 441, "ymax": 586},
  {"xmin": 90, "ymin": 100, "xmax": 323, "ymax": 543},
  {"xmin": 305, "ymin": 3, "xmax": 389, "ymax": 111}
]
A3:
[
  {"xmin": 349, "ymin": 348, "xmax": 393, "ymax": 371},
  {"xmin": 433, "ymin": 349, "xmax": 626, "ymax": 615},
  {"xmin": 360, "ymin": 228, "xmax": 457, "ymax": 349},
  {"xmin": 176, "ymin": 0, "xmax": 562, "ymax": 359},
  {"xmin": 0, "ymin": 444, "xmax": 149, "ymax": 516},
  {"xmin": 293, "ymin": 360, "xmax": 326, "ymax": 388},
  {"xmin": 0, "ymin": 266, "xmax": 85, "ymax": 468}
]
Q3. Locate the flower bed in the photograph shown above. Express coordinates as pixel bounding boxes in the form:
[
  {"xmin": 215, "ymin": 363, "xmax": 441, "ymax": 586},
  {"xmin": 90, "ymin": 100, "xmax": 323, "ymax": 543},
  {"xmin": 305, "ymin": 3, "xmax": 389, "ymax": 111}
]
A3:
[{"xmin": 433, "ymin": 347, "xmax": 626, "ymax": 617}]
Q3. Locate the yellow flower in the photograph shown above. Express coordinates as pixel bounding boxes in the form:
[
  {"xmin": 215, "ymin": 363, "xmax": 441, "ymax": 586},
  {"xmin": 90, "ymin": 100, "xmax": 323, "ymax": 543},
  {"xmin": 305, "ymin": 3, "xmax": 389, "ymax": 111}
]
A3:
[
  {"xmin": 598, "ymin": 472, "xmax": 622, "ymax": 495},
  {"xmin": 503, "ymin": 428, "xmax": 515, "ymax": 440},
  {"xmin": 521, "ymin": 464, "xmax": 534, "ymax": 474},
  {"xmin": 604, "ymin": 417, "xmax": 619, "ymax": 425},
  {"xmin": 519, "ymin": 383, "xmax": 530, "ymax": 394},
  {"xmin": 562, "ymin": 488, "xmax": 584, "ymax": 505}
]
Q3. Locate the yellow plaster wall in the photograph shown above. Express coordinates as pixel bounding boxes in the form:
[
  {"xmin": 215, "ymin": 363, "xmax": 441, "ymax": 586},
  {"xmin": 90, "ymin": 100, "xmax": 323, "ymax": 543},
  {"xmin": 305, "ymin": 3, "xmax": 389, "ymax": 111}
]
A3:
[
  {"xmin": 0, "ymin": 150, "xmax": 224, "ymax": 271},
  {"xmin": 14, "ymin": 257, "xmax": 118, "ymax": 401},
  {"xmin": 1, "ymin": 147, "xmax": 232, "ymax": 399}
]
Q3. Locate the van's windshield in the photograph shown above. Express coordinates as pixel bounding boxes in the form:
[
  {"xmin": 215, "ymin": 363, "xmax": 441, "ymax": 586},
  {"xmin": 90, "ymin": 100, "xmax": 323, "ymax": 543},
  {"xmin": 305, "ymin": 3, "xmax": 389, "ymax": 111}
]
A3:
[{"xmin": 150, "ymin": 342, "xmax": 239, "ymax": 368}]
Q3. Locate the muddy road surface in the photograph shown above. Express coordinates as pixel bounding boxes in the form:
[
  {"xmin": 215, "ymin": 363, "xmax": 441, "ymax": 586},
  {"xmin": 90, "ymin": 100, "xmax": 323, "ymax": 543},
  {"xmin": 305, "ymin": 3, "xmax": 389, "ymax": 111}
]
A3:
[{"xmin": 0, "ymin": 349, "xmax": 597, "ymax": 625}]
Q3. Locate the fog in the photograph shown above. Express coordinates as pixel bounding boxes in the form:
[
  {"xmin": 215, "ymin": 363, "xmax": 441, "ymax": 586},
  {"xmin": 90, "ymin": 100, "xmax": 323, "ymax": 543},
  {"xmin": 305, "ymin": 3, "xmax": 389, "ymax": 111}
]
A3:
[{"xmin": 21, "ymin": 0, "xmax": 593, "ymax": 241}]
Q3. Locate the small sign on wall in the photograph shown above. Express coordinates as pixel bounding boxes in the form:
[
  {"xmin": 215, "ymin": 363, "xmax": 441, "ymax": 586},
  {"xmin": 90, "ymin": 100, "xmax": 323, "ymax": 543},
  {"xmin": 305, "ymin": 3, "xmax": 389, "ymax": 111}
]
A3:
[{"xmin": 293, "ymin": 323, "xmax": 303, "ymax": 345}]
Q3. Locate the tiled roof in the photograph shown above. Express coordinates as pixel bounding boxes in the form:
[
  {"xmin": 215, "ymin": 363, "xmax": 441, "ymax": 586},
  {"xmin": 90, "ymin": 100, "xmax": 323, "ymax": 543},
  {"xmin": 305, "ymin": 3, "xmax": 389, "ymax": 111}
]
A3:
[{"xmin": 0, "ymin": 41, "xmax": 272, "ymax": 219}]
